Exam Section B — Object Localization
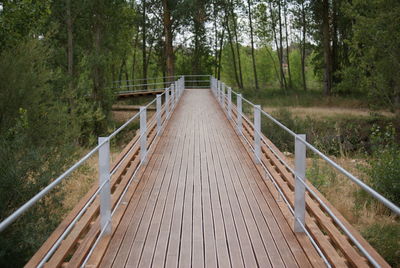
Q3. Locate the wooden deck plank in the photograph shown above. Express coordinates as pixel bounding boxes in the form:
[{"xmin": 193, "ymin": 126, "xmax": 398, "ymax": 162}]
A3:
[
  {"xmin": 163, "ymin": 103, "xmax": 194, "ymax": 268},
  {"xmin": 237, "ymin": 117, "xmax": 348, "ymax": 267},
  {"xmin": 176, "ymin": 111, "xmax": 195, "ymax": 268},
  {"xmin": 150, "ymin": 102, "xmax": 193, "ymax": 267},
  {"xmin": 215, "ymin": 102, "xmax": 313, "ymax": 267},
  {"xmin": 108, "ymin": 117, "xmax": 181, "ymax": 267},
  {"xmin": 211, "ymin": 113, "xmax": 295, "ymax": 267},
  {"xmin": 98, "ymin": 115, "xmax": 178, "ymax": 267},
  {"xmin": 198, "ymin": 114, "xmax": 218, "ymax": 268},
  {"xmin": 124, "ymin": 107, "xmax": 187, "ymax": 268},
  {"xmin": 201, "ymin": 105, "xmax": 233, "ymax": 268},
  {"xmin": 137, "ymin": 102, "xmax": 192, "ymax": 268},
  {"xmin": 207, "ymin": 112, "xmax": 271, "ymax": 268},
  {"xmin": 192, "ymin": 111, "xmax": 204, "ymax": 268},
  {"xmin": 206, "ymin": 113, "xmax": 247, "ymax": 268}
]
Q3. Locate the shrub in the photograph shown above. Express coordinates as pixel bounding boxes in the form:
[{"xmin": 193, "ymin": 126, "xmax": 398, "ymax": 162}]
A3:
[
  {"xmin": 363, "ymin": 124, "xmax": 400, "ymax": 208},
  {"xmin": 0, "ymin": 40, "xmax": 77, "ymax": 267}
]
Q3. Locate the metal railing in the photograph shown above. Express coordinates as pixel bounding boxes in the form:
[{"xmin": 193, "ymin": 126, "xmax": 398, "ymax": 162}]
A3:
[
  {"xmin": 0, "ymin": 77, "xmax": 186, "ymax": 267},
  {"xmin": 210, "ymin": 76, "xmax": 400, "ymax": 268},
  {"xmin": 113, "ymin": 75, "xmax": 211, "ymax": 94}
]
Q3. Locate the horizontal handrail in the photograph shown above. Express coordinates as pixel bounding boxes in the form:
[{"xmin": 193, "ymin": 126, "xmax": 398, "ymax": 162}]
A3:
[
  {"xmin": 112, "ymin": 74, "xmax": 210, "ymax": 85},
  {"xmin": 112, "ymin": 82, "xmax": 171, "ymax": 89},
  {"xmin": 116, "ymin": 88, "xmax": 167, "ymax": 94}
]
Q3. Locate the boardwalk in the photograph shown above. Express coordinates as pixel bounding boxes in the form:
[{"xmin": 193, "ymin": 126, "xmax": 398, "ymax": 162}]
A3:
[
  {"xmin": 92, "ymin": 89, "xmax": 317, "ymax": 267},
  {"xmin": 23, "ymin": 81, "xmax": 391, "ymax": 268}
]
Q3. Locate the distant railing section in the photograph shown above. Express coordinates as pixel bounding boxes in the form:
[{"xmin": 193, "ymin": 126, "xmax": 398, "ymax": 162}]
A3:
[
  {"xmin": 112, "ymin": 74, "xmax": 211, "ymax": 94},
  {"xmin": 210, "ymin": 76, "xmax": 400, "ymax": 268},
  {"xmin": 0, "ymin": 77, "xmax": 185, "ymax": 267}
]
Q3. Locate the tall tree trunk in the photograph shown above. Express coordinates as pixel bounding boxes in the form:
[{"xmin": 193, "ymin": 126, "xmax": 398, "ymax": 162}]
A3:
[
  {"xmin": 124, "ymin": 59, "xmax": 129, "ymax": 88},
  {"xmin": 247, "ymin": 0, "xmax": 259, "ymax": 90},
  {"xmin": 142, "ymin": 0, "xmax": 147, "ymax": 90},
  {"xmin": 266, "ymin": 47, "xmax": 281, "ymax": 83},
  {"xmin": 131, "ymin": 30, "xmax": 139, "ymax": 84},
  {"xmin": 217, "ymin": 28, "xmax": 225, "ymax": 80},
  {"xmin": 284, "ymin": 3, "xmax": 292, "ymax": 89},
  {"xmin": 269, "ymin": 2, "xmax": 283, "ymax": 89},
  {"xmin": 213, "ymin": 1, "xmax": 218, "ymax": 77},
  {"xmin": 322, "ymin": 0, "xmax": 332, "ymax": 95},
  {"xmin": 66, "ymin": 0, "xmax": 73, "ymax": 78},
  {"xmin": 162, "ymin": 0, "xmax": 174, "ymax": 82},
  {"xmin": 118, "ymin": 58, "xmax": 125, "ymax": 87},
  {"xmin": 230, "ymin": 4, "xmax": 243, "ymax": 88},
  {"xmin": 301, "ymin": 1, "xmax": 307, "ymax": 91},
  {"xmin": 93, "ymin": 19, "xmax": 102, "ymax": 101},
  {"xmin": 277, "ymin": 0, "xmax": 288, "ymax": 91},
  {"xmin": 226, "ymin": 19, "xmax": 241, "ymax": 88},
  {"xmin": 331, "ymin": 0, "xmax": 338, "ymax": 83},
  {"xmin": 193, "ymin": 1, "xmax": 206, "ymax": 76}
]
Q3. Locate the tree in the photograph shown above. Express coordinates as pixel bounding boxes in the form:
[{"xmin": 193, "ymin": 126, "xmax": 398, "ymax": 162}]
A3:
[
  {"xmin": 247, "ymin": 0, "xmax": 259, "ymax": 90},
  {"xmin": 339, "ymin": 0, "xmax": 400, "ymax": 111},
  {"xmin": 291, "ymin": 0, "xmax": 310, "ymax": 91},
  {"xmin": 162, "ymin": 0, "xmax": 174, "ymax": 81}
]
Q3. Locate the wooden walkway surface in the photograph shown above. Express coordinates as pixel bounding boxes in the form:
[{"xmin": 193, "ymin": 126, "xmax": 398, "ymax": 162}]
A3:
[{"xmin": 92, "ymin": 89, "xmax": 320, "ymax": 267}]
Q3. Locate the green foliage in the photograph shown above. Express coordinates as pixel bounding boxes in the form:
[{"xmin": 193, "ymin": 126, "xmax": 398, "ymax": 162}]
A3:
[
  {"xmin": 289, "ymin": 49, "xmax": 303, "ymax": 89},
  {"xmin": 339, "ymin": 0, "xmax": 400, "ymax": 110},
  {"xmin": 0, "ymin": 40, "xmax": 78, "ymax": 267},
  {"xmin": 0, "ymin": 0, "xmax": 51, "ymax": 49},
  {"xmin": 361, "ymin": 223, "xmax": 400, "ymax": 267},
  {"xmin": 363, "ymin": 124, "xmax": 400, "ymax": 207}
]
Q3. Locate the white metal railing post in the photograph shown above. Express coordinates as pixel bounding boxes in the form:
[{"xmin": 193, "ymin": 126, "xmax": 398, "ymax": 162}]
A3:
[
  {"xmin": 98, "ymin": 137, "xmax": 111, "ymax": 235},
  {"xmin": 213, "ymin": 78, "xmax": 215, "ymax": 93},
  {"xmin": 140, "ymin": 107, "xmax": 147, "ymax": 163},
  {"xmin": 156, "ymin": 94, "xmax": 162, "ymax": 136},
  {"xmin": 171, "ymin": 84, "xmax": 175, "ymax": 109},
  {"xmin": 294, "ymin": 134, "xmax": 306, "ymax": 232},
  {"xmin": 228, "ymin": 87, "xmax": 232, "ymax": 120},
  {"xmin": 214, "ymin": 79, "xmax": 217, "ymax": 95},
  {"xmin": 254, "ymin": 105, "xmax": 261, "ymax": 163},
  {"xmin": 221, "ymin": 83, "xmax": 226, "ymax": 110},
  {"xmin": 213, "ymin": 78, "xmax": 216, "ymax": 96},
  {"xmin": 217, "ymin": 81, "xmax": 220, "ymax": 102},
  {"xmin": 165, "ymin": 88, "xmax": 169, "ymax": 119},
  {"xmin": 177, "ymin": 80, "xmax": 180, "ymax": 99},
  {"xmin": 180, "ymin": 79, "xmax": 182, "ymax": 97},
  {"xmin": 181, "ymin": 78, "xmax": 184, "ymax": 96},
  {"xmin": 237, "ymin": 94, "xmax": 242, "ymax": 136},
  {"xmin": 174, "ymin": 81, "xmax": 178, "ymax": 103},
  {"xmin": 172, "ymin": 87, "xmax": 175, "ymax": 110}
]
